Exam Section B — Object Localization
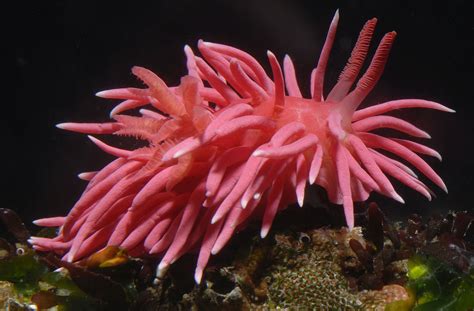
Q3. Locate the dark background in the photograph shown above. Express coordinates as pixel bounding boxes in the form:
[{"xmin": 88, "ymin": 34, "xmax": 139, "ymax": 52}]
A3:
[{"xmin": 10, "ymin": 0, "xmax": 474, "ymax": 225}]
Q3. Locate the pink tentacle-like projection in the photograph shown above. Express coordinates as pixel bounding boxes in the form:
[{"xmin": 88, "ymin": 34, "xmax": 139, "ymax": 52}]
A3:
[{"xmin": 31, "ymin": 11, "xmax": 454, "ymax": 284}]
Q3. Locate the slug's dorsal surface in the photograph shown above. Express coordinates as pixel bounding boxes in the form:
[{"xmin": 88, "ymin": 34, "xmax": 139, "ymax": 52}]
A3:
[{"xmin": 31, "ymin": 11, "xmax": 453, "ymax": 284}]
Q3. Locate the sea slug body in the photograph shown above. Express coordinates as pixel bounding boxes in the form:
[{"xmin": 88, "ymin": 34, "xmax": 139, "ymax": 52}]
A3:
[{"xmin": 31, "ymin": 11, "xmax": 453, "ymax": 283}]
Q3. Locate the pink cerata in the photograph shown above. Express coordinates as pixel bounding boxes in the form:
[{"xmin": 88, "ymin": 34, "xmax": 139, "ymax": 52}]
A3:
[{"xmin": 30, "ymin": 11, "xmax": 454, "ymax": 283}]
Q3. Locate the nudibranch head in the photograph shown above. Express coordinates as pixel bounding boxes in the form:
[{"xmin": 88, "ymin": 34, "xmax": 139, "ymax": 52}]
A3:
[{"xmin": 31, "ymin": 11, "xmax": 453, "ymax": 284}]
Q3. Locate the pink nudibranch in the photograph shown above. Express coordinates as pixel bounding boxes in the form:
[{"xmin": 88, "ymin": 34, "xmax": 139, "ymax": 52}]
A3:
[{"xmin": 31, "ymin": 11, "xmax": 453, "ymax": 284}]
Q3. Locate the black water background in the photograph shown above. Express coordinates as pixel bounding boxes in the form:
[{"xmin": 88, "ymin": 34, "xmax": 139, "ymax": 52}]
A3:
[{"xmin": 10, "ymin": 0, "xmax": 474, "ymax": 227}]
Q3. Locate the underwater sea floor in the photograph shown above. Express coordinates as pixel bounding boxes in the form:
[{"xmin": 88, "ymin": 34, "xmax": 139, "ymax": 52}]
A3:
[{"xmin": 0, "ymin": 202, "xmax": 472, "ymax": 310}]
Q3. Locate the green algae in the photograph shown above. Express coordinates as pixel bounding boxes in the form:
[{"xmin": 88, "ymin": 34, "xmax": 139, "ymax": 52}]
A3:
[
  {"xmin": 0, "ymin": 251, "xmax": 103, "ymax": 310},
  {"xmin": 0, "ymin": 252, "xmax": 48, "ymax": 297},
  {"xmin": 0, "ymin": 247, "xmax": 141, "ymax": 310},
  {"xmin": 407, "ymin": 255, "xmax": 474, "ymax": 311}
]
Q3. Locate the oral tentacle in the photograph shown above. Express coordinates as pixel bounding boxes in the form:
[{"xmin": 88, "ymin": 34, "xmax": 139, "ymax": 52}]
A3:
[
  {"xmin": 283, "ymin": 55, "xmax": 303, "ymax": 97},
  {"xmin": 312, "ymin": 10, "xmax": 339, "ymax": 101}
]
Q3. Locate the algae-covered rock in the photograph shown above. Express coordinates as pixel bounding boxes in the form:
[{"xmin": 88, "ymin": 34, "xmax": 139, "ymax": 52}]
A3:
[
  {"xmin": 0, "ymin": 281, "xmax": 28, "ymax": 310},
  {"xmin": 264, "ymin": 227, "xmax": 412, "ymax": 310},
  {"xmin": 102, "ymin": 208, "xmax": 474, "ymax": 309},
  {"xmin": 269, "ymin": 260, "xmax": 362, "ymax": 309},
  {"xmin": 1, "ymin": 207, "xmax": 472, "ymax": 310},
  {"xmin": 151, "ymin": 224, "xmax": 412, "ymax": 310}
]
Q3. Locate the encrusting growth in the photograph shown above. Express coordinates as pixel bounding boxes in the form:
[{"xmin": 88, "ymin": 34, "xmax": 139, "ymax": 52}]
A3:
[{"xmin": 30, "ymin": 11, "xmax": 454, "ymax": 284}]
